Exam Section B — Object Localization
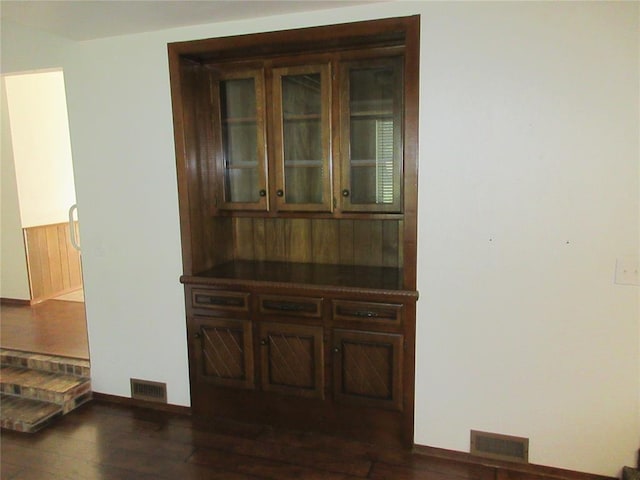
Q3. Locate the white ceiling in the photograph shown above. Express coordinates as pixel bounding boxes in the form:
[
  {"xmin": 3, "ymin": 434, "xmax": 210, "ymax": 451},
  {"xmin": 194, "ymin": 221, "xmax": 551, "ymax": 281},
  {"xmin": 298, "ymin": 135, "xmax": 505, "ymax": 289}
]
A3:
[{"xmin": 0, "ymin": 0, "xmax": 383, "ymax": 41}]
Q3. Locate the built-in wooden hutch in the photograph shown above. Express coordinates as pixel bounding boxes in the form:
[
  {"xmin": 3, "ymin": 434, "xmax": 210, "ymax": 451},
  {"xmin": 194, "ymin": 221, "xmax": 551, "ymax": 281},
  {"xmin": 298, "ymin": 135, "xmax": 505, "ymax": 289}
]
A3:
[{"xmin": 168, "ymin": 15, "xmax": 420, "ymax": 448}]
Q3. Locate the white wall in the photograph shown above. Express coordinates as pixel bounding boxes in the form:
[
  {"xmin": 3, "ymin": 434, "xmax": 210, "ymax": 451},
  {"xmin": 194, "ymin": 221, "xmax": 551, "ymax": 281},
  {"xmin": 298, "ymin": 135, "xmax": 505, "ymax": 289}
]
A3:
[
  {"xmin": 0, "ymin": 77, "xmax": 30, "ymax": 300},
  {"xmin": 1, "ymin": 2, "xmax": 637, "ymax": 476},
  {"xmin": 4, "ymin": 70, "xmax": 76, "ymax": 227},
  {"xmin": 416, "ymin": 3, "xmax": 639, "ymax": 475}
]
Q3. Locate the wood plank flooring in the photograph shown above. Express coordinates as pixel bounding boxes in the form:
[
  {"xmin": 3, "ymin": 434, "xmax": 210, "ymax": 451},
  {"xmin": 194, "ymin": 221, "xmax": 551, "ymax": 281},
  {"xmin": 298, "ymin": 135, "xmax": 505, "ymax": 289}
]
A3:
[
  {"xmin": 4, "ymin": 398, "xmax": 610, "ymax": 480},
  {"xmin": 0, "ymin": 300, "xmax": 89, "ymax": 360},
  {"xmin": 0, "ymin": 400, "xmax": 505, "ymax": 480}
]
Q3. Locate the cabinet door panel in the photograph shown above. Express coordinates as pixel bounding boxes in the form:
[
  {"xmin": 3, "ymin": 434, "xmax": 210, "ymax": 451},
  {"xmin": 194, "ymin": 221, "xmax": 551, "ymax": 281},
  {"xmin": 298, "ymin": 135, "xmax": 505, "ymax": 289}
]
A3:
[
  {"xmin": 193, "ymin": 316, "xmax": 254, "ymax": 389},
  {"xmin": 212, "ymin": 69, "xmax": 268, "ymax": 210},
  {"xmin": 340, "ymin": 57, "xmax": 403, "ymax": 213},
  {"xmin": 272, "ymin": 64, "xmax": 332, "ymax": 212},
  {"xmin": 259, "ymin": 322, "xmax": 324, "ymax": 399},
  {"xmin": 333, "ymin": 329, "xmax": 402, "ymax": 410}
]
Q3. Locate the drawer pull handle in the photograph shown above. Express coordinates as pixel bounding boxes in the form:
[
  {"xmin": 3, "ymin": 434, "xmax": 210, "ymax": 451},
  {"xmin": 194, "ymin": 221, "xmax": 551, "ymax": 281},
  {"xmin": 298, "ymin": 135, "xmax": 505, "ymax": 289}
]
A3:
[
  {"xmin": 260, "ymin": 339, "xmax": 268, "ymax": 346},
  {"xmin": 354, "ymin": 310, "xmax": 379, "ymax": 318},
  {"xmin": 333, "ymin": 347, "xmax": 340, "ymax": 353},
  {"xmin": 195, "ymin": 294, "xmax": 243, "ymax": 307},
  {"xmin": 262, "ymin": 300, "xmax": 314, "ymax": 313},
  {"xmin": 194, "ymin": 332, "xmax": 201, "ymax": 339}
]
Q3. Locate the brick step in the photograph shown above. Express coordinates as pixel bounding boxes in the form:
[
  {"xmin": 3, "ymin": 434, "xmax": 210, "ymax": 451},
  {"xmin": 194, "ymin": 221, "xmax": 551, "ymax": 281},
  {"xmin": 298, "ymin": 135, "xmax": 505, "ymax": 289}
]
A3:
[
  {"xmin": 0, "ymin": 393, "xmax": 63, "ymax": 433},
  {"xmin": 0, "ymin": 366, "xmax": 91, "ymax": 414},
  {"xmin": 0, "ymin": 349, "xmax": 92, "ymax": 433},
  {"xmin": 0, "ymin": 349, "xmax": 90, "ymax": 378}
]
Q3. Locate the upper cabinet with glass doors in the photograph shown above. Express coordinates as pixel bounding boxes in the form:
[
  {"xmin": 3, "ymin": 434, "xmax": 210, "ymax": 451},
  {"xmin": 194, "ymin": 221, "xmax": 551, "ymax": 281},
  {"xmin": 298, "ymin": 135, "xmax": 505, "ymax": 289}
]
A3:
[
  {"xmin": 339, "ymin": 57, "xmax": 403, "ymax": 213},
  {"xmin": 272, "ymin": 64, "xmax": 332, "ymax": 212},
  {"xmin": 211, "ymin": 64, "xmax": 331, "ymax": 213},
  {"xmin": 209, "ymin": 56, "xmax": 403, "ymax": 215},
  {"xmin": 211, "ymin": 68, "xmax": 268, "ymax": 211}
]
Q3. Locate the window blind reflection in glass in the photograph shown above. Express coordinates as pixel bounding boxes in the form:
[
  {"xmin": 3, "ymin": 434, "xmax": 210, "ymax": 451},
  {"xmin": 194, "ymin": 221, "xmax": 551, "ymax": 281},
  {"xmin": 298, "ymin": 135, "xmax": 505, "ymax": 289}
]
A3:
[{"xmin": 348, "ymin": 66, "xmax": 396, "ymax": 205}]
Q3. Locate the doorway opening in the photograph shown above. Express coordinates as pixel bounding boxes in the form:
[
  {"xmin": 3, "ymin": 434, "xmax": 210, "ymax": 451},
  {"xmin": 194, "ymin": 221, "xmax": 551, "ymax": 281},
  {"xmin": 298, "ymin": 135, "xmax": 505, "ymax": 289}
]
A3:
[{"xmin": 1, "ymin": 69, "xmax": 89, "ymax": 361}]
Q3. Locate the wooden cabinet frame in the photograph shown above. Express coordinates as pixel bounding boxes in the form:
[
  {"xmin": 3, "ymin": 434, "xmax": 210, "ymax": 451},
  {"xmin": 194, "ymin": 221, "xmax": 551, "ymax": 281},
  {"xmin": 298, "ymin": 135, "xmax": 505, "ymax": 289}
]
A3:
[
  {"xmin": 170, "ymin": 15, "xmax": 420, "ymax": 449},
  {"xmin": 210, "ymin": 67, "xmax": 269, "ymax": 211},
  {"xmin": 338, "ymin": 56, "xmax": 404, "ymax": 213},
  {"xmin": 271, "ymin": 63, "xmax": 332, "ymax": 212}
]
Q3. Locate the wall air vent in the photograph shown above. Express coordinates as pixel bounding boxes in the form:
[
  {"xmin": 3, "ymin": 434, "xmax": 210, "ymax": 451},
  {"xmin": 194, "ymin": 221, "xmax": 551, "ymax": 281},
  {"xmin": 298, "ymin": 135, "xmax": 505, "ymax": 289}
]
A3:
[
  {"xmin": 470, "ymin": 430, "xmax": 529, "ymax": 463},
  {"xmin": 130, "ymin": 378, "xmax": 167, "ymax": 403}
]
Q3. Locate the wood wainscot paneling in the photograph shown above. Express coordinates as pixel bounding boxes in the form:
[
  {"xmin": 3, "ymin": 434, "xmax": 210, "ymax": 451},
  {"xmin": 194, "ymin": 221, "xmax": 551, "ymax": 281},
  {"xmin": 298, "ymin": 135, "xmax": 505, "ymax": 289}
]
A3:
[{"xmin": 23, "ymin": 222, "xmax": 82, "ymax": 304}]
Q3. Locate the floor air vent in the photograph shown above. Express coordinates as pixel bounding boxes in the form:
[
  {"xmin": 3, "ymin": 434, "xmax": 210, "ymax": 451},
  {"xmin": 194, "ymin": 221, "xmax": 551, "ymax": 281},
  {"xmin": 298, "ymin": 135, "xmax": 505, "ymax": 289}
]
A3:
[
  {"xmin": 130, "ymin": 378, "xmax": 167, "ymax": 403},
  {"xmin": 470, "ymin": 430, "xmax": 529, "ymax": 463}
]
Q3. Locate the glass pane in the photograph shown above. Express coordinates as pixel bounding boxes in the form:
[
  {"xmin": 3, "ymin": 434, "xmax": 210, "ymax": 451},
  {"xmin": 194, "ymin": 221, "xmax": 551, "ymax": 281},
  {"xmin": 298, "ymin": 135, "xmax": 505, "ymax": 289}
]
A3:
[
  {"xmin": 284, "ymin": 120, "xmax": 321, "ymax": 163},
  {"xmin": 220, "ymin": 77, "xmax": 259, "ymax": 203},
  {"xmin": 284, "ymin": 166, "xmax": 323, "ymax": 204},
  {"xmin": 281, "ymin": 73, "xmax": 323, "ymax": 204},
  {"xmin": 221, "ymin": 78, "xmax": 256, "ymax": 118},
  {"xmin": 349, "ymin": 66, "xmax": 398, "ymax": 205},
  {"xmin": 350, "ymin": 166, "xmax": 376, "ymax": 204},
  {"xmin": 350, "ymin": 67, "xmax": 394, "ymax": 114},
  {"xmin": 222, "ymin": 123, "xmax": 257, "ymax": 166},
  {"xmin": 225, "ymin": 168, "xmax": 259, "ymax": 203}
]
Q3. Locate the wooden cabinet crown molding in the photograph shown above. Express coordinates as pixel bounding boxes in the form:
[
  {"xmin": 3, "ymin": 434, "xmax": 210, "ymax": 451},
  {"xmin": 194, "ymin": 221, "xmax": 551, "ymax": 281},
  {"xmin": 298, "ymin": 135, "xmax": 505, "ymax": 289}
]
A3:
[{"xmin": 168, "ymin": 16, "xmax": 419, "ymax": 63}]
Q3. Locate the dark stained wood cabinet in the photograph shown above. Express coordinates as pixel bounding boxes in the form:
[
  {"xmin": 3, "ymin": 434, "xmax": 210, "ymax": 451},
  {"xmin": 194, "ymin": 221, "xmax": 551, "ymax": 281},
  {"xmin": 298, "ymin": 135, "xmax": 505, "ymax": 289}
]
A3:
[
  {"xmin": 272, "ymin": 63, "xmax": 332, "ymax": 212},
  {"xmin": 339, "ymin": 57, "xmax": 404, "ymax": 213},
  {"xmin": 169, "ymin": 16, "xmax": 420, "ymax": 448},
  {"xmin": 258, "ymin": 321, "xmax": 324, "ymax": 399},
  {"xmin": 333, "ymin": 329, "xmax": 403, "ymax": 411},
  {"xmin": 212, "ymin": 68, "xmax": 268, "ymax": 210},
  {"xmin": 192, "ymin": 316, "xmax": 254, "ymax": 389}
]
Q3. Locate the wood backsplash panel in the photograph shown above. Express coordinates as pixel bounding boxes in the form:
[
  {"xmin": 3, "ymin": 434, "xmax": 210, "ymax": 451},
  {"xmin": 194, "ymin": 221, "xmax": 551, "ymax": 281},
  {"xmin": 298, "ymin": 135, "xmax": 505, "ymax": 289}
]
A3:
[
  {"xmin": 382, "ymin": 220, "xmax": 402, "ymax": 267},
  {"xmin": 311, "ymin": 219, "xmax": 340, "ymax": 264},
  {"xmin": 231, "ymin": 218, "xmax": 402, "ymax": 267},
  {"xmin": 233, "ymin": 217, "xmax": 255, "ymax": 260},
  {"xmin": 353, "ymin": 220, "xmax": 383, "ymax": 266},
  {"xmin": 288, "ymin": 218, "xmax": 312, "ymax": 263}
]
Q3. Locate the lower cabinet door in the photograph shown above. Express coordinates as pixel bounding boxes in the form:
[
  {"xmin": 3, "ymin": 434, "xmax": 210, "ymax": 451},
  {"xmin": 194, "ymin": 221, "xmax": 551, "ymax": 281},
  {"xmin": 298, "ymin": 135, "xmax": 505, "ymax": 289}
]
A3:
[
  {"xmin": 333, "ymin": 329, "xmax": 403, "ymax": 411},
  {"xmin": 258, "ymin": 322, "xmax": 324, "ymax": 399},
  {"xmin": 192, "ymin": 316, "xmax": 255, "ymax": 389}
]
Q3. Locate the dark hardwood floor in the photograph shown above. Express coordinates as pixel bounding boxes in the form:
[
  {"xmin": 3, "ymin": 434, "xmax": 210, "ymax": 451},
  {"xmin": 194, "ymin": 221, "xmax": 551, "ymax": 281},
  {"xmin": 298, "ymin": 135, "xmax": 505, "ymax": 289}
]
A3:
[
  {"xmin": 0, "ymin": 399, "xmax": 516, "ymax": 480},
  {"xmin": 0, "ymin": 299, "xmax": 89, "ymax": 359}
]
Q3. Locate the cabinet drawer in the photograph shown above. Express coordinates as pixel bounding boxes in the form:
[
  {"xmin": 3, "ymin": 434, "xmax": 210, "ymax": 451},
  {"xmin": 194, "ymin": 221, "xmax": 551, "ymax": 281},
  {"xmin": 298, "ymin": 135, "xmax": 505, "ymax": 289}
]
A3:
[
  {"xmin": 258, "ymin": 295, "xmax": 323, "ymax": 318},
  {"xmin": 191, "ymin": 289, "xmax": 250, "ymax": 313},
  {"xmin": 332, "ymin": 300, "xmax": 402, "ymax": 325}
]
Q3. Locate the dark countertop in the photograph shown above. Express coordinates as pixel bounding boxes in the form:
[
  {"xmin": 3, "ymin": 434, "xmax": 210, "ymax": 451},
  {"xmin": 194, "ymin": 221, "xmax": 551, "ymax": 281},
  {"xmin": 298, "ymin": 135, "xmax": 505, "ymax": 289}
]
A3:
[{"xmin": 181, "ymin": 260, "xmax": 416, "ymax": 295}]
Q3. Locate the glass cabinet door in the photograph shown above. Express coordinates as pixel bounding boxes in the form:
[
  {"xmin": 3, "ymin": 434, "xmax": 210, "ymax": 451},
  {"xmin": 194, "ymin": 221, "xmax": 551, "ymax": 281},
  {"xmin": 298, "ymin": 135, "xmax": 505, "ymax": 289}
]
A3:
[
  {"xmin": 212, "ymin": 69, "xmax": 268, "ymax": 210},
  {"xmin": 272, "ymin": 64, "xmax": 332, "ymax": 212},
  {"xmin": 340, "ymin": 58, "xmax": 403, "ymax": 213}
]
